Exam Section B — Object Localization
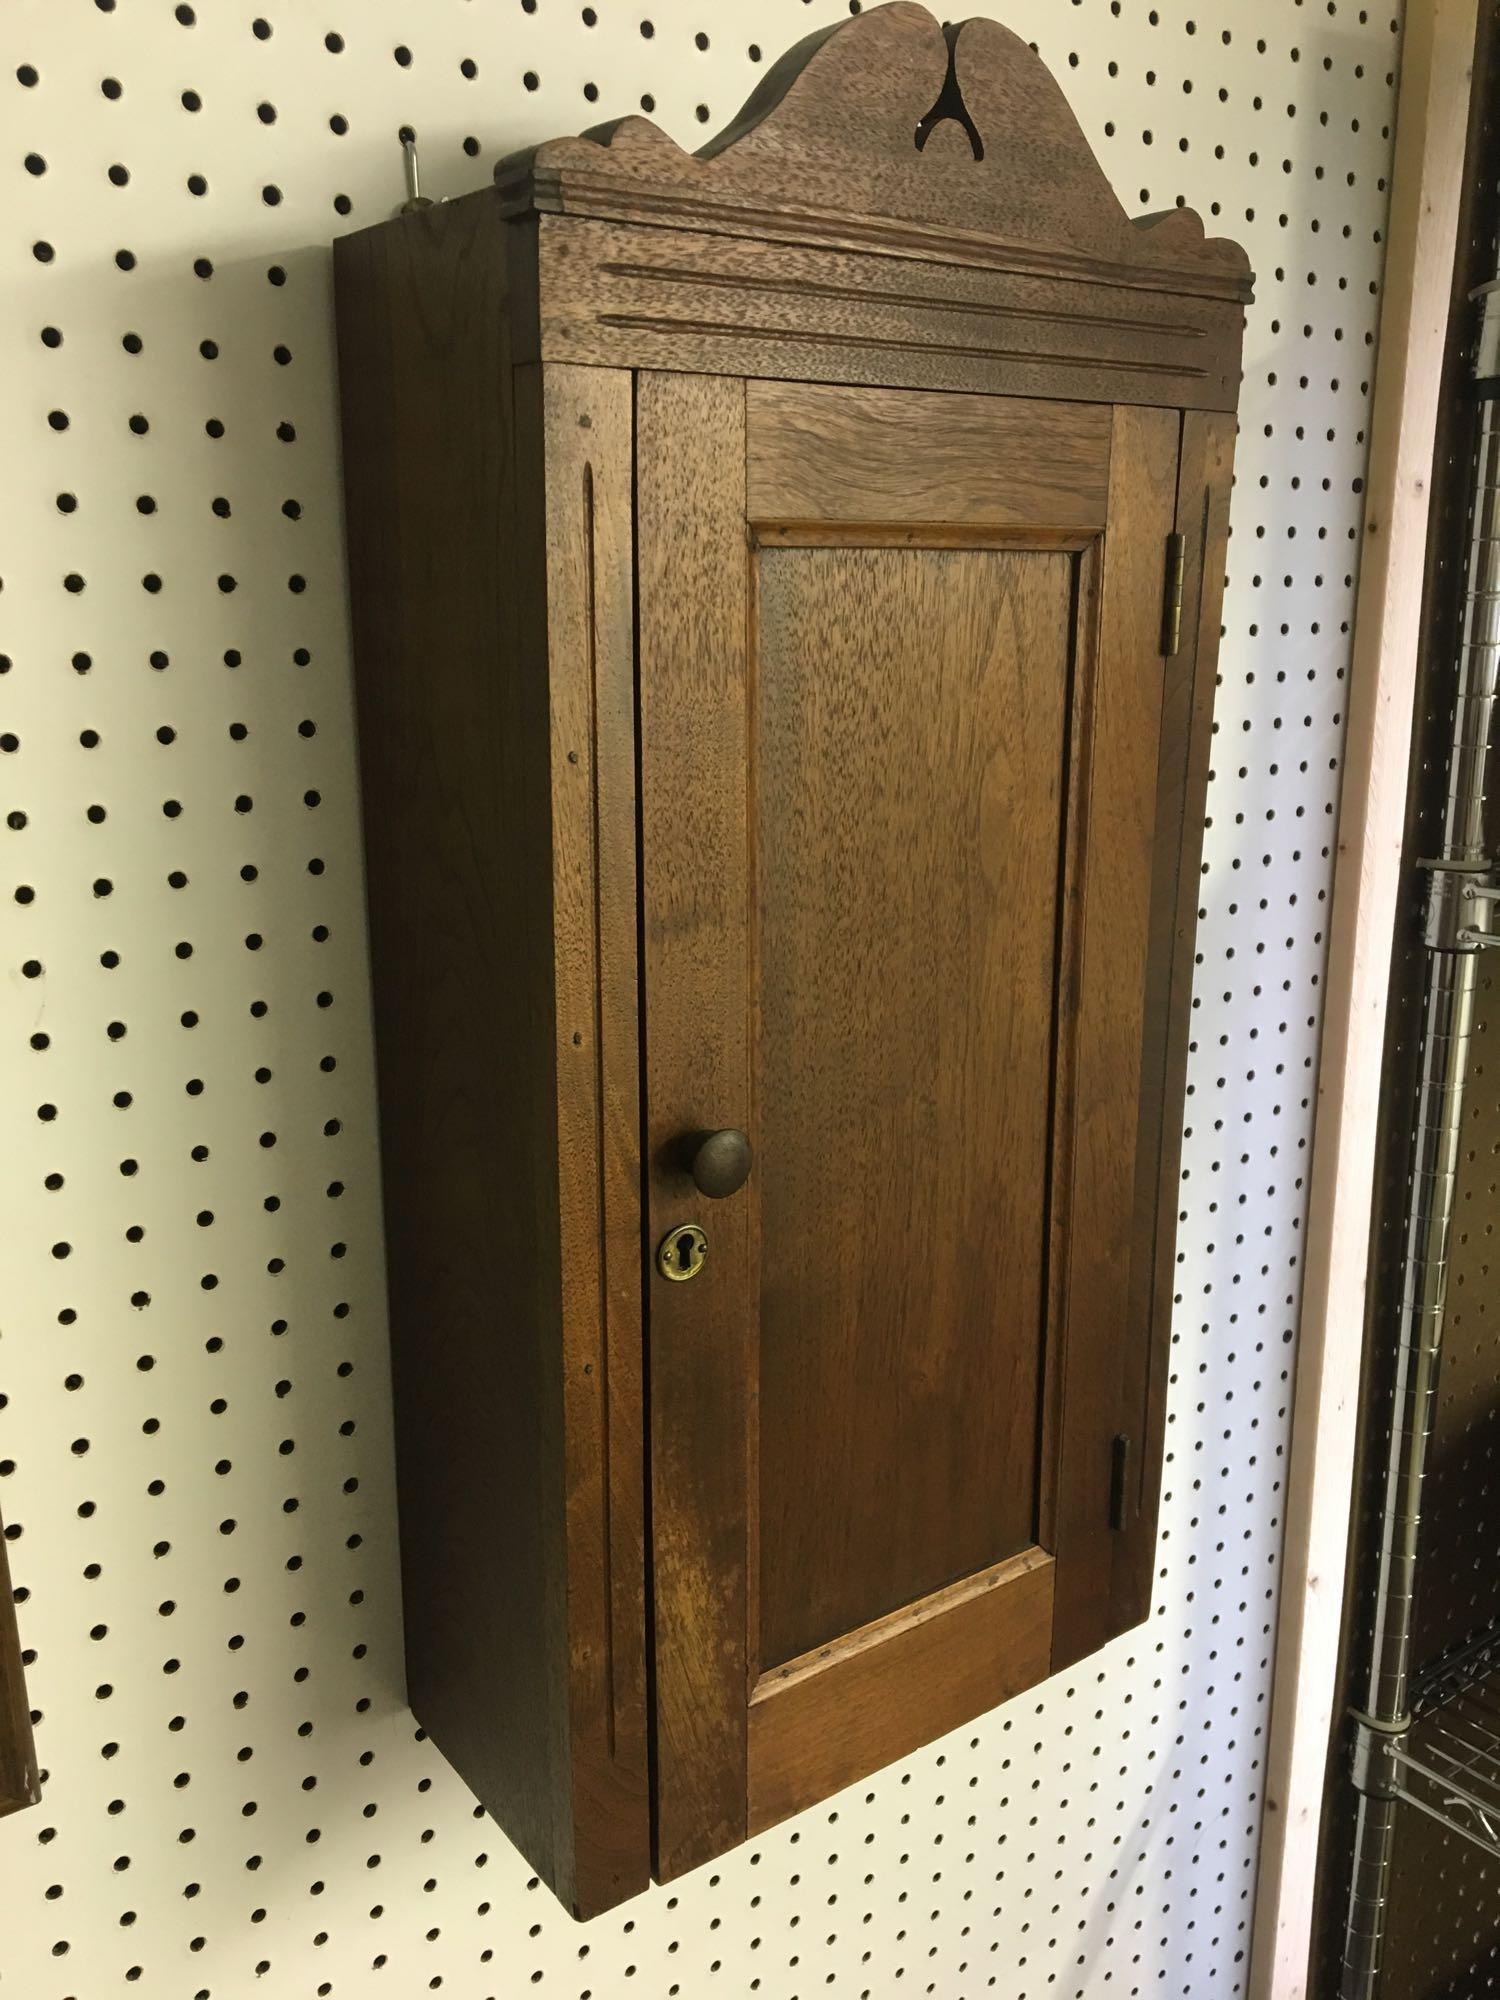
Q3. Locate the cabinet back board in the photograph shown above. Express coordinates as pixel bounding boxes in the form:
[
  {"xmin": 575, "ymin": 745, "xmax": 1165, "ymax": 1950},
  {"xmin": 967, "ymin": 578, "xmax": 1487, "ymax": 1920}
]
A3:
[{"xmin": 334, "ymin": 0, "xmax": 1249, "ymax": 1919}]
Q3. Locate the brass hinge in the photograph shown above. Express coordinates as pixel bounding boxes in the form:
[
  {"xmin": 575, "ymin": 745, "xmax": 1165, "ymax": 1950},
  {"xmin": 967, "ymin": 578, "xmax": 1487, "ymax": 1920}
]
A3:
[{"xmin": 1161, "ymin": 531, "xmax": 1186, "ymax": 657}]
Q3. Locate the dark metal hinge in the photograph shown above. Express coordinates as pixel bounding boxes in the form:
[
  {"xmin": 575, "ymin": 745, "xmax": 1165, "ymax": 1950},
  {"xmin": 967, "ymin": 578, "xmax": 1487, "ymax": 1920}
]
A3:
[
  {"xmin": 1161, "ymin": 531, "xmax": 1186, "ymax": 657},
  {"xmin": 1108, "ymin": 1433, "xmax": 1132, "ymax": 1531}
]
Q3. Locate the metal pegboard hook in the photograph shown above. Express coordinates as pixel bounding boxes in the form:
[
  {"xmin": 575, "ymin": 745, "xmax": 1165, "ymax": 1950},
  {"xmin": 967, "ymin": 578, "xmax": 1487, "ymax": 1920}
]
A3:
[{"xmin": 399, "ymin": 129, "xmax": 433, "ymax": 215}]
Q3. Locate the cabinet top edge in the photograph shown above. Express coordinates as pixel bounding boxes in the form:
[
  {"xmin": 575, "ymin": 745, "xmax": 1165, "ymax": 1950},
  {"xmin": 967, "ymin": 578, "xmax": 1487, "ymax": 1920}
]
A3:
[{"xmin": 489, "ymin": 4, "xmax": 1254, "ymax": 309}]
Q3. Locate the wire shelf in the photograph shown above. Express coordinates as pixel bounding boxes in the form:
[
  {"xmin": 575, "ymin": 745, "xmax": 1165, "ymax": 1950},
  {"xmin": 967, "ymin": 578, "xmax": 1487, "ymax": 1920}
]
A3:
[{"xmin": 1393, "ymin": 1666, "xmax": 1500, "ymax": 1861}]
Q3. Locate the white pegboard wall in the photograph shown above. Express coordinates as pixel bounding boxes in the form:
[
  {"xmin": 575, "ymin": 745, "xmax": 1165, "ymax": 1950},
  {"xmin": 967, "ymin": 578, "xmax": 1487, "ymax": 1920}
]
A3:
[{"xmin": 0, "ymin": 1, "xmax": 1396, "ymax": 1995}]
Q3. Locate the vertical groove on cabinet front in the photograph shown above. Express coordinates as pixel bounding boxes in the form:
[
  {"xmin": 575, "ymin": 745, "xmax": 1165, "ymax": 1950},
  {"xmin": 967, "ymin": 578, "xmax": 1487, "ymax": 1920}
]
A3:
[
  {"xmin": 743, "ymin": 518, "xmax": 764, "ymax": 1698},
  {"xmin": 582, "ymin": 457, "xmax": 616, "ymax": 1762},
  {"xmin": 536, "ymin": 364, "xmax": 652, "ymax": 1914}
]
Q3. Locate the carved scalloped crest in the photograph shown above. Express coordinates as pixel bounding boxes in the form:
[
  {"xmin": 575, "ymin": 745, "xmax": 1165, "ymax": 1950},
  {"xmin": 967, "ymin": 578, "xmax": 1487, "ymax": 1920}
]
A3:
[{"xmin": 494, "ymin": 2, "xmax": 1253, "ymax": 304}]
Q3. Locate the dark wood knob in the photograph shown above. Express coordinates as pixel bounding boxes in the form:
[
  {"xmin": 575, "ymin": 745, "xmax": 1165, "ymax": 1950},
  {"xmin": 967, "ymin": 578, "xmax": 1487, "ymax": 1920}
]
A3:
[{"xmin": 688, "ymin": 1128, "xmax": 753, "ymax": 1198}]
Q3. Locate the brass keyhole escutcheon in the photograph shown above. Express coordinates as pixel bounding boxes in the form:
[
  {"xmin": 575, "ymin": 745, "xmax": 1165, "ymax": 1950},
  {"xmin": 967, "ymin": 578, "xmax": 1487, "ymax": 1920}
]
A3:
[{"xmin": 657, "ymin": 1222, "xmax": 708, "ymax": 1283}]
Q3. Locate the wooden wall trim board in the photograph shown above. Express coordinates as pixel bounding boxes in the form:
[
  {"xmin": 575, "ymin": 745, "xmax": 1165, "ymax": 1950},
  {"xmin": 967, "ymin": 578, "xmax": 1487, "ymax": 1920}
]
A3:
[{"xmin": 1247, "ymin": 3, "xmax": 1480, "ymax": 1993}]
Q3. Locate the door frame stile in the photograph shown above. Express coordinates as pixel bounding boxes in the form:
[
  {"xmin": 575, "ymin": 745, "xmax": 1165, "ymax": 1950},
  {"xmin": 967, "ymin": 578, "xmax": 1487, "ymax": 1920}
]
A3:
[
  {"xmin": 637, "ymin": 370, "xmax": 754, "ymax": 1884},
  {"xmin": 1048, "ymin": 402, "xmax": 1183, "ymax": 1670}
]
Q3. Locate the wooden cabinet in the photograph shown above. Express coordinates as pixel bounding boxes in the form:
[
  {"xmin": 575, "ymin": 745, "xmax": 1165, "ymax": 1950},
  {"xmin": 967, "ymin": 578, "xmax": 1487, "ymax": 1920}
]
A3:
[{"xmin": 334, "ymin": 1, "xmax": 1250, "ymax": 1920}]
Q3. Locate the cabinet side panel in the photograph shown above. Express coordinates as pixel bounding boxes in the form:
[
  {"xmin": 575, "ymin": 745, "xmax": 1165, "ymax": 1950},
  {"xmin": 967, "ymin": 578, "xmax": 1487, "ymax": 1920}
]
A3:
[{"xmin": 333, "ymin": 202, "xmax": 576, "ymax": 1902}]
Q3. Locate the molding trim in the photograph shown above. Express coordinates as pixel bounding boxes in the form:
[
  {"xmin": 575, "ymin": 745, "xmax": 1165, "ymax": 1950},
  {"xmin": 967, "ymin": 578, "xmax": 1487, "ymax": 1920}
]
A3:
[{"xmin": 494, "ymin": 4, "xmax": 1253, "ymax": 305}]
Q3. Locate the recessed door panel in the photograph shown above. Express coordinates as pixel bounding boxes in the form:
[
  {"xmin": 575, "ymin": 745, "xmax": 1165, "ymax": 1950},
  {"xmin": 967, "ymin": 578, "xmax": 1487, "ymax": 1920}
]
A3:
[{"xmin": 755, "ymin": 544, "xmax": 1070, "ymax": 1665}]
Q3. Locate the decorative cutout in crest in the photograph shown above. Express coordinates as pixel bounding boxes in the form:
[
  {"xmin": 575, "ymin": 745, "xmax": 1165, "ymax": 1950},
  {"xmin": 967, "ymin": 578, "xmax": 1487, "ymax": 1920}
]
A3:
[
  {"xmin": 495, "ymin": 2, "xmax": 1253, "ymax": 307},
  {"xmin": 914, "ymin": 23, "xmax": 984, "ymax": 162}
]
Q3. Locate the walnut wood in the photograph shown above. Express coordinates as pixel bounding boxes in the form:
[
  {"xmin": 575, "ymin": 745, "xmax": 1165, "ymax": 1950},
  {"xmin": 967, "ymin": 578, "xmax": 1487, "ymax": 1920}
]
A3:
[
  {"xmin": 499, "ymin": 6, "xmax": 1248, "ymax": 410},
  {"xmin": 754, "ymin": 524, "xmax": 1099, "ymax": 552},
  {"xmin": 0, "ymin": 1520, "xmax": 38, "ymax": 1819},
  {"xmin": 753, "ymin": 540, "xmax": 1070, "ymax": 1665},
  {"xmin": 637, "ymin": 376, "xmax": 1217, "ymax": 1873},
  {"xmin": 334, "ymin": 0, "xmax": 1250, "ymax": 1918},
  {"xmin": 1035, "ymin": 534, "xmax": 1105, "ymax": 1559},
  {"xmin": 1048, "ymin": 404, "xmax": 1182, "ymax": 1669},
  {"xmin": 636, "ymin": 372, "xmax": 754, "ymax": 1882},
  {"xmin": 333, "ymin": 203, "xmax": 648, "ymax": 1920},
  {"xmin": 1046, "ymin": 412, "xmax": 1236, "ymax": 1657},
  {"xmin": 533, "ymin": 216, "xmax": 1245, "ymax": 411},
  {"xmin": 746, "ymin": 1546, "xmax": 1055, "ymax": 1836},
  {"xmin": 747, "ymin": 381, "xmax": 1111, "ymax": 529},
  {"xmin": 497, "ymin": 6, "xmax": 1251, "ymax": 304},
  {"xmin": 534, "ymin": 364, "xmax": 651, "ymax": 1901}
]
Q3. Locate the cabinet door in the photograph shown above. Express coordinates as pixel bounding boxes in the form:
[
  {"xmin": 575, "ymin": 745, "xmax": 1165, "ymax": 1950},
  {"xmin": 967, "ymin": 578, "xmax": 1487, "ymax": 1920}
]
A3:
[{"xmin": 638, "ymin": 373, "xmax": 1191, "ymax": 1878}]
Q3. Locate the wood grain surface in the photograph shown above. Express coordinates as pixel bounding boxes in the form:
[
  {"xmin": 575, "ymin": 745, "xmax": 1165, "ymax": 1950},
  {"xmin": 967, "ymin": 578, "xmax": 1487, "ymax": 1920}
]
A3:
[
  {"xmin": 639, "ymin": 372, "xmax": 1106, "ymax": 1867},
  {"xmin": 636, "ymin": 371, "xmax": 754, "ymax": 1882},
  {"xmin": 747, "ymin": 1545, "xmax": 1054, "ymax": 1835},
  {"xmin": 1048, "ymin": 403, "xmax": 1182, "ymax": 1670},
  {"xmin": 334, "ymin": 2, "xmax": 1250, "ymax": 1903},
  {"xmin": 498, "ymin": 5, "xmax": 1252, "ymax": 304},
  {"xmin": 535, "ymin": 215, "xmax": 1246, "ymax": 411},
  {"xmin": 747, "ymin": 381, "xmax": 1111, "ymax": 528},
  {"xmin": 753, "ymin": 542, "xmax": 1071, "ymax": 1665},
  {"xmin": 536, "ymin": 363, "xmax": 651, "ymax": 1907},
  {"xmin": 502, "ymin": 6, "xmax": 1250, "ymax": 417},
  {"xmin": 636, "ymin": 370, "xmax": 1231, "ymax": 1875},
  {"xmin": 335, "ymin": 199, "xmax": 649, "ymax": 1918}
]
